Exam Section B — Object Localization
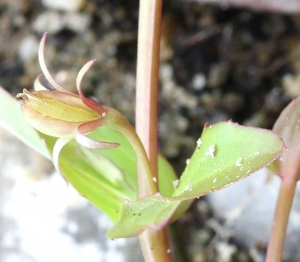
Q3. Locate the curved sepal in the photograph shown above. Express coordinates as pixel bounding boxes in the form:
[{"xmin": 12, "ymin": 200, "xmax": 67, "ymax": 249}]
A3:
[
  {"xmin": 76, "ymin": 59, "xmax": 105, "ymax": 114},
  {"xmin": 39, "ymin": 33, "xmax": 73, "ymax": 94}
]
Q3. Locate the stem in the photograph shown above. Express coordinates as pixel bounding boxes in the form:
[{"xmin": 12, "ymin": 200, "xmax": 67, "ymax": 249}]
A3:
[
  {"xmin": 266, "ymin": 176, "xmax": 297, "ymax": 262},
  {"xmin": 136, "ymin": 0, "xmax": 161, "ymax": 197},
  {"xmin": 136, "ymin": 0, "xmax": 173, "ymax": 261},
  {"xmin": 103, "ymin": 107, "xmax": 156, "ymax": 193}
]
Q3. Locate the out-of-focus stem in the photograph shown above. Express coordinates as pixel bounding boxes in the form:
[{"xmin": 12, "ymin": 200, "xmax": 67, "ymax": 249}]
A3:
[{"xmin": 266, "ymin": 176, "xmax": 297, "ymax": 262}]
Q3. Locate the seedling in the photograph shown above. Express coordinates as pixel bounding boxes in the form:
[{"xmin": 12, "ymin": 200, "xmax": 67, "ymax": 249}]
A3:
[
  {"xmin": 0, "ymin": 1, "xmax": 292, "ymax": 261},
  {"xmin": 266, "ymin": 95, "xmax": 300, "ymax": 262}
]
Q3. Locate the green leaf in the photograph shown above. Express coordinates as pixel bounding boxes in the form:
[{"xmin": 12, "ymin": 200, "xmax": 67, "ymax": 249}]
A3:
[
  {"xmin": 39, "ymin": 127, "xmax": 181, "ymax": 223},
  {"xmin": 86, "ymin": 128, "xmax": 179, "ymax": 194},
  {"xmin": 87, "ymin": 128, "xmax": 138, "ymax": 189},
  {"xmin": 158, "ymin": 155, "xmax": 178, "ymax": 196},
  {"xmin": 0, "ymin": 87, "xmax": 50, "ymax": 158},
  {"xmin": 173, "ymin": 122, "xmax": 285, "ymax": 198},
  {"xmin": 41, "ymin": 134, "xmax": 136, "ymax": 222},
  {"xmin": 107, "ymin": 122, "xmax": 285, "ymax": 239},
  {"xmin": 107, "ymin": 193, "xmax": 182, "ymax": 239}
]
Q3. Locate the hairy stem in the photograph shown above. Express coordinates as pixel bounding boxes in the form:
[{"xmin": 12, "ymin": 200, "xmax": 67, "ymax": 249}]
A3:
[{"xmin": 266, "ymin": 175, "xmax": 297, "ymax": 262}]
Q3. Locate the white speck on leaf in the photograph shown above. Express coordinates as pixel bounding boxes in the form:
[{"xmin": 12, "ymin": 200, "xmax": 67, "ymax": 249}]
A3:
[
  {"xmin": 186, "ymin": 158, "xmax": 190, "ymax": 165},
  {"xmin": 172, "ymin": 179, "xmax": 179, "ymax": 188},
  {"xmin": 196, "ymin": 138, "xmax": 202, "ymax": 147},
  {"xmin": 236, "ymin": 157, "xmax": 243, "ymax": 167},
  {"xmin": 184, "ymin": 182, "xmax": 193, "ymax": 192},
  {"xmin": 101, "ymin": 112, "xmax": 106, "ymax": 117},
  {"xmin": 205, "ymin": 145, "xmax": 216, "ymax": 158},
  {"xmin": 153, "ymin": 177, "xmax": 157, "ymax": 182},
  {"xmin": 213, "ymin": 178, "xmax": 217, "ymax": 183}
]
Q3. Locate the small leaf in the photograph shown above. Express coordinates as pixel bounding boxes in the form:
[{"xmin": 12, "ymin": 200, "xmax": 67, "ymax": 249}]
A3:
[
  {"xmin": 79, "ymin": 146, "xmax": 134, "ymax": 191},
  {"xmin": 272, "ymin": 96, "xmax": 300, "ymax": 180},
  {"xmin": 42, "ymin": 134, "xmax": 136, "ymax": 222},
  {"xmin": 158, "ymin": 155, "xmax": 178, "ymax": 196},
  {"xmin": 173, "ymin": 122, "xmax": 285, "ymax": 198},
  {"xmin": 106, "ymin": 193, "xmax": 182, "ymax": 239}
]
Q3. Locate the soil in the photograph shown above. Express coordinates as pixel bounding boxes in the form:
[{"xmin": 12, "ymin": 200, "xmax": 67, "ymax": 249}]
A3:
[{"xmin": 1, "ymin": 0, "xmax": 299, "ymax": 261}]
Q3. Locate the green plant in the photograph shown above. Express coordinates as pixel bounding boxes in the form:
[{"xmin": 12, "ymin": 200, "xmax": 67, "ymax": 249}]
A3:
[
  {"xmin": 0, "ymin": 1, "xmax": 292, "ymax": 261},
  {"xmin": 266, "ymin": 95, "xmax": 300, "ymax": 262}
]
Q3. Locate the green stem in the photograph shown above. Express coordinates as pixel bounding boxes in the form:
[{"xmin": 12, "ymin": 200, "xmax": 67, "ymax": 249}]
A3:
[
  {"xmin": 103, "ymin": 109, "xmax": 173, "ymax": 262},
  {"xmin": 266, "ymin": 175, "xmax": 297, "ymax": 262},
  {"xmin": 102, "ymin": 106, "xmax": 155, "ymax": 194}
]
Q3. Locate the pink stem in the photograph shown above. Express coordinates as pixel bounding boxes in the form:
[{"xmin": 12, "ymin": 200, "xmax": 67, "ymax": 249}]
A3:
[
  {"xmin": 135, "ymin": 0, "xmax": 173, "ymax": 261},
  {"xmin": 266, "ymin": 175, "xmax": 297, "ymax": 262}
]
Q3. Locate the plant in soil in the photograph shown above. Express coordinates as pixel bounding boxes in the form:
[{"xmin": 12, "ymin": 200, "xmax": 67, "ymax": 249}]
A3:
[{"xmin": 0, "ymin": 0, "xmax": 295, "ymax": 261}]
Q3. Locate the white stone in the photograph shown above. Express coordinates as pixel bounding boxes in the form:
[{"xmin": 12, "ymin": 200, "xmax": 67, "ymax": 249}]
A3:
[
  {"xmin": 207, "ymin": 168, "xmax": 300, "ymax": 261},
  {"xmin": 33, "ymin": 12, "xmax": 91, "ymax": 34},
  {"xmin": 42, "ymin": 0, "xmax": 86, "ymax": 12},
  {"xmin": 18, "ymin": 36, "xmax": 39, "ymax": 62},
  {"xmin": 192, "ymin": 73, "xmax": 206, "ymax": 90}
]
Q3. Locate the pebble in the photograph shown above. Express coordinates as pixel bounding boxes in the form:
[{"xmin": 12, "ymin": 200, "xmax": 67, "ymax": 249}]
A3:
[
  {"xmin": 207, "ymin": 168, "xmax": 300, "ymax": 261},
  {"xmin": 192, "ymin": 73, "xmax": 206, "ymax": 90},
  {"xmin": 282, "ymin": 73, "xmax": 300, "ymax": 98},
  {"xmin": 191, "ymin": 0, "xmax": 300, "ymax": 13},
  {"xmin": 215, "ymin": 242, "xmax": 237, "ymax": 262},
  {"xmin": 42, "ymin": 0, "xmax": 86, "ymax": 12},
  {"xmin": 33, "ymin": 11, "xmax": 91, "ymax": 34},
  {"xmin": 33, "ymin": 12, "xmax": 64, "ymax": 34},
  {"xmin": 18, "ymin": 35, "xmax": 39, "ymax": 62},
  {"xmin": 160, "ymin": 63, "xmax": 173, "ymax": 83}
]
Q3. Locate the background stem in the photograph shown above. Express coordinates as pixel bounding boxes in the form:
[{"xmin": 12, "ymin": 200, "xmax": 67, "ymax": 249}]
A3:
[
  {"xmin": 136, "ymin": 0, "xmax": 173, "ymax": 261},
  {"xmin": 266, "ymin": 176, "xmax": 297, "ymax": 262}
]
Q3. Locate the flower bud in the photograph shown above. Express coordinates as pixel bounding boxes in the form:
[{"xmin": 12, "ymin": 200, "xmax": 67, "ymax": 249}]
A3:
[
  {"xmin": 17, "ymin": 89, "xmax": 101, "ymax": 137},
  {"xmin": 17, "ymin": 33, "xmax": 119, "ymax": 173}
]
